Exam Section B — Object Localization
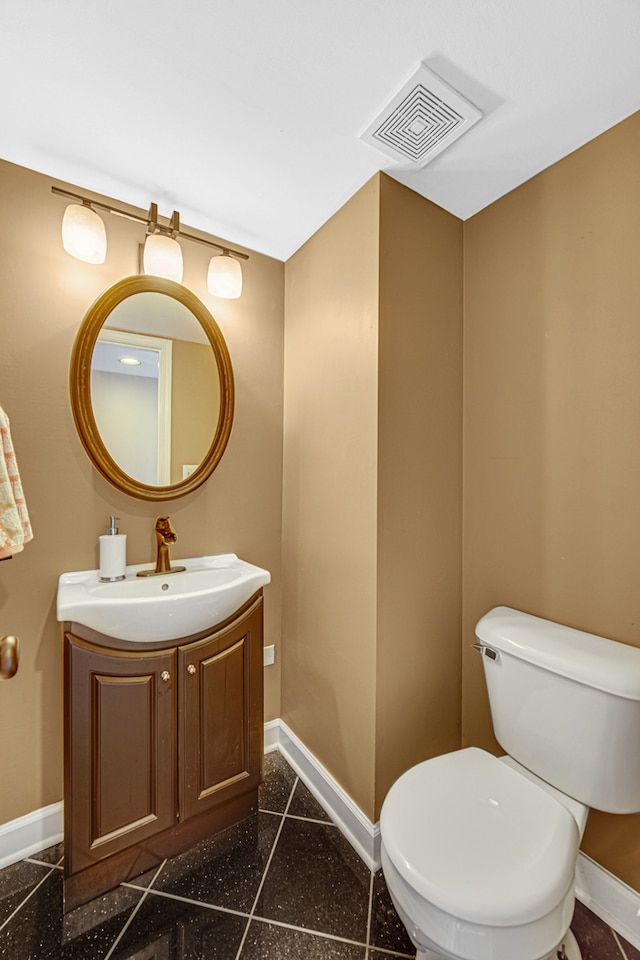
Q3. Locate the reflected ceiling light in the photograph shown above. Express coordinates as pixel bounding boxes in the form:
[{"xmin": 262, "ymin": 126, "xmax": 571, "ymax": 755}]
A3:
[
  {"xmin": 52, "ymin": 187, "xmax": 249, "ymax": 298},
  {"xmin": 61, "ymin": 202, "xmax": 107, "ymax": 264},
  {"xmin": 118, "ymin": 356, "xmax": 141, "ymax": 366},
  {"xmin": 208, "ymin": 251, "xmax": 243, "ymax": 299}
]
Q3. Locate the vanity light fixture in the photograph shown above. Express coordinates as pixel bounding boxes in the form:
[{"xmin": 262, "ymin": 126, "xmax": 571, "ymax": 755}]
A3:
[
  {"xmin": 207, "ymin": 251, "xmax": 243, "ymax": 299},
  {"xmin": 142, "ymin": 204, "xmax": 183, "ymax": 282},
  {"xmin": 61, "ymin": 201, "xmax": 107, "ymax": 264},
  {"xmin": 52, "ymin": 187, "xmax": 249, "ymax": 298},
  {"xmin": 143, "ymin": 235, "xmax": 183, "ymax": 281}
]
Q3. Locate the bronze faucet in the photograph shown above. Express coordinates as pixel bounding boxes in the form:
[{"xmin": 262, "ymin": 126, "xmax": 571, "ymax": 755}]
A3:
[{"xmin": 137, "ymin": 516, "xmax": 187, "ymax": 577}]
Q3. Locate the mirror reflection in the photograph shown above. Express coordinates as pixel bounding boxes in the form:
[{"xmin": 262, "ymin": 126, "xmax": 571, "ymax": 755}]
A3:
[
  {"xmin": 91, "ymin": 293, "xmax": 221, "ymax": 485},
  {"xmin": 70, "ymin": 276, "xmax": 234, "ymax": 502}
]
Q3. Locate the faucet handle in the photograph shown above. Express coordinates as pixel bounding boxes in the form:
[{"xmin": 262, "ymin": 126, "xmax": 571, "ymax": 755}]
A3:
[
  {"xmin": 138, "ymin": 517, "xmax": 185, "ymax": 577},
  {"xmin": 155, "ymin": 516, "xmax": 177, "ymax": 543}
]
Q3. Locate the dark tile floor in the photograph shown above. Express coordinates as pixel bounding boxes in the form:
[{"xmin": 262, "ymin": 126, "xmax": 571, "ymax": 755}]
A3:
[{"xmin": 0, "ymin": 752, "xmax": 638, "ymax": 959}]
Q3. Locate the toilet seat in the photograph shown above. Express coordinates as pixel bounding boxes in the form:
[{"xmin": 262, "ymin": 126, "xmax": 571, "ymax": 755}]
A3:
[{"xmin": 380, "ymin": 747, "xmax": 580, "ymax": 928}]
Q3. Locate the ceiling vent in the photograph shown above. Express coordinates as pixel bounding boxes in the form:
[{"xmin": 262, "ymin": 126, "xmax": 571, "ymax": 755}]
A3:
[{"xmin": 360, "ymin": 64, "xmax": 482, "ymax": 168}]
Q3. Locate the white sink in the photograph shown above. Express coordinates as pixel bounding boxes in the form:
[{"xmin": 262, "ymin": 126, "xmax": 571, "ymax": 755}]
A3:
[{"xmin": 57, "ymin": 553, "xmax": 270, "ymax": 643}]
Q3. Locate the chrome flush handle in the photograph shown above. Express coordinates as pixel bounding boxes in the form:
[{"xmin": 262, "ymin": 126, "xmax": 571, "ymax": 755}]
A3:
[{"xmin": 472, "ymin": 643, "xmax": 499, "ymax": 661}]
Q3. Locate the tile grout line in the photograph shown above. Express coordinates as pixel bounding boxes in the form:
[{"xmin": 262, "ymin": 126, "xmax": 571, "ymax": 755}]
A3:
[
  {"xmin": 121, "ymin": 884, "xmax": 253, "ymax": 919},
  {"xmin": 365, "ymin": 868, "xmax": 374, "ymax": 960},
  {"xmin": 248, "ymin": 912, "xmax": 409, "ymax": 951},
  {"xmin": 0, "ymin": 863, "xmax": 57, "ymax": 933},
  {"xmin": 283, "ymin": 812, "xmax": 337, "ymax": 827},
  {"xmin": 611, "ymin": 928, "xmax": 630, "ymax": 960},
  {"xmin": 123, "ymin": 879, "xmax": 411, "ymax": 954},
  {"xmin": 232, "ymin": 775, "xmax": 300, "ymax": 960},
  {"xmin": 25, "ymin": 857, "xmax": 64, "ymax": 870},
  {"xmin": 102, "ymin": 859, "xmax": 167, "ymax": 960},
  {"xmin": 259, "ymin": 805, "xmax": 336, "ymax": 828}
]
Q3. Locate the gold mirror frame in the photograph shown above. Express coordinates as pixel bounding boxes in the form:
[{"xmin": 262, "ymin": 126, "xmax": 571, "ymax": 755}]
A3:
[{"xmin": 70, "ymin": 276, "xmax": 234, "ymax": 501}]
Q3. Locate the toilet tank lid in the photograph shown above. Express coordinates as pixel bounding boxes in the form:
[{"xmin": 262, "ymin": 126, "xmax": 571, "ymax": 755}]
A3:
[{"xmin": 476, "ymin": 607, "xmax": 640, "ymax": 701}]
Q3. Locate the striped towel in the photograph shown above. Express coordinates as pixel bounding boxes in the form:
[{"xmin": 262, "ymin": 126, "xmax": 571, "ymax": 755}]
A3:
[{"xmin": 0, "ymin": 405, "xmax": 33, "ymax": 560}]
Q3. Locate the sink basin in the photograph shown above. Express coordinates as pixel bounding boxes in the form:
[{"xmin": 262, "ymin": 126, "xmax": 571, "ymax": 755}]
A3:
[{"xmin": 57, "ymin": 553, "xmax": 270, "ymax": 643}]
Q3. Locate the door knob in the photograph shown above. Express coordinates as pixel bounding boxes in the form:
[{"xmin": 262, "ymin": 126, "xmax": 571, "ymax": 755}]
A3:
[
  {"xmin": 161, "ymin": 670, "xmax": 171, "ymax": 682},
  {"xmin": 187, "ymin": 664, "xmax": 196, "ymax": 675},
  {"xmin": 0, "ymin": 636, "xmax": 19, "ymax": 679}
]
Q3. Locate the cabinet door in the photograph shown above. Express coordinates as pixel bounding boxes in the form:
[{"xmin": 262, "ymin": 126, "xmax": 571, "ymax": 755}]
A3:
[
  {"xmin": 65, "ymin": 635, "xmax": 177, "ymax": 874},
  {"xmin": 178, "ymin": 597, "xmax": 263, "ymax": 821}
]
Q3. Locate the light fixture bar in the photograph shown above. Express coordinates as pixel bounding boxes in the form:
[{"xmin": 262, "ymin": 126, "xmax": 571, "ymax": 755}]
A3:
[
  {"xmin": 176, "ymin": 230, "xmax": 248, "ymax": 259},
  {"xmin": 51, "ymin": 186, "xmax": 249, "ymax": 261}
]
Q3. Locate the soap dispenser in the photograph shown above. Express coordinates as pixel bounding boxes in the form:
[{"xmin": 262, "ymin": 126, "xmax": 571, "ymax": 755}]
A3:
[{"xmin": 99, "ymin": 516, "xmax": 127, "ymax": 582}]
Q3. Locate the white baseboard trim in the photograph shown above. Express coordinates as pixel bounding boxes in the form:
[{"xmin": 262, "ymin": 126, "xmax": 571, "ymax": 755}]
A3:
[
  {"xmin": 265, "ymin": 718, "xmax": 640, "ymax": 949},
  {"xmin": 264, "ymin": 718, "xmax": 380, "ymax": 870},
  {"xmin": 0, "ymin": 801, "xmax": 63, "ymax": 870},
  {"xmin": 263, "ymin": 718, "xmax": 281, "ymax": 754},
  {"xmin": 575, "ymin": 852, "xmax": 640, "ymax": 949}
]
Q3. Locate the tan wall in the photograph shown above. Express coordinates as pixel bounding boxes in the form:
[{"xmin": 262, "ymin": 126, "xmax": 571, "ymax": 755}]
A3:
[
  {"xmin": 463, "ymin": 111, "xmax": 640, "ymax": 890},
  {"xmin": 0, "ymin": 158, "xmax": 284, "ymax": 824},
  {"xmin": 375, "ymin": 176, "xmax": 463, "ymax": 815},
  {"xmin": 281, "ymin": 175, "xmax": 464, "ymax": 821},
  {"xmin": 281, "ymin": 177, "xmax": 380, "ymax": 819},
  {"xmin": 171, "ymin": 339, "xmax": 220, "ymax": 483}
]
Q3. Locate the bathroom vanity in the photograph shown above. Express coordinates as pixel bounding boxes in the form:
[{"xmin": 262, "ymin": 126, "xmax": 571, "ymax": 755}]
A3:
[
  {"xmin": 61, "ymin": 590, "xmax": 264, "ymax": 911},
  {"xmin": 57, "ymin": 275, "xmax": 267, "ymax": 910}
]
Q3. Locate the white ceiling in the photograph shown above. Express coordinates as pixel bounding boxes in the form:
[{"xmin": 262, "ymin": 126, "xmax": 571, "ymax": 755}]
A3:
[{"xmin": 2, "ymin": 0, "xmax": 639, "ymax": 261}]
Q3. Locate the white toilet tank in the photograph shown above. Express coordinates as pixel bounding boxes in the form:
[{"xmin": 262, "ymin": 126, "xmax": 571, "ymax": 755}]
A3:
[{"xmin": 475, "ymin": 606, "xmax": 640, "ymax": 814}]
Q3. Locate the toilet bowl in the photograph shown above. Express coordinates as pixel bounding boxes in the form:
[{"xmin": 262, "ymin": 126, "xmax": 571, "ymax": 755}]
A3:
[
  {"xmin": 381, "ymin": 748, "xmax": 584, "ymax": 960},
  {"xmin": 380, "ymin": 606, "xmax": 640, "ymax": 960}
]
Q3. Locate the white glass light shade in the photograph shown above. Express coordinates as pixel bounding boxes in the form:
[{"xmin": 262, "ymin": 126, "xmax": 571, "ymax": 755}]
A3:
[
  {"xmin": 62, "ymin": 204, "xmax": 107, "ymax": 264},
  {"xmin": 143, "ymin": 234, "xmax": 183, "ymax": 282},
  {"xmin": 207, "ymin": 253, "xmax": 243, "ymax": 299}
]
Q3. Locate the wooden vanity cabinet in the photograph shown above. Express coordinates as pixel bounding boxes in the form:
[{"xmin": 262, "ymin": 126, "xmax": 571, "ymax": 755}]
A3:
[
  {"xmin": 178, "ymin": 620, "xmax": 263, "ymax": 821},
  {"xmin": 63, "ymin": 593, "xmax": 264, "ymax": 911},
  {"xmin": 65, "ymin": 642, "xmax": 177, "ymax": 871}
]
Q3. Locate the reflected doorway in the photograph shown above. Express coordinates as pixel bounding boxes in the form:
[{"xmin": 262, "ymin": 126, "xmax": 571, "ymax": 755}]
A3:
[{"xmin": 91, "ymin": 330, "xmax": 173, "ymax": 485}]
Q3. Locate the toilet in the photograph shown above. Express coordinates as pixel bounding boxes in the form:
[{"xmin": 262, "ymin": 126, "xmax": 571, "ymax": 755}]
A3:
[{"xmin": 380, "ymin": 606, "xmax": 640, "ymax": 960}]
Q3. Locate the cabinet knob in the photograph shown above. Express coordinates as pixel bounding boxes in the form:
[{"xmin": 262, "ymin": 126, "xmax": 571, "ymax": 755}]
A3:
[
  {"xmin": 161, "ymin": 670, "xmax": 171, "ymax": 682},
  {"xmin": 187, "ymin": 664, "xmax": 197, "ymax": 675}
]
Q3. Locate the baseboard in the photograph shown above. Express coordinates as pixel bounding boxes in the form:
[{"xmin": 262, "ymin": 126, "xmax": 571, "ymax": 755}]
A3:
[
  {"xmin": 575, "ymin": 852, "xmax": 640, "ymax": 949},
  {"xmin": 0, "ymin": 801, "xmax": 63, "ymax": 869},
  {"xmin": 265, "ymin": 719, "xmax": 640, "ymax": 949},
  {"xmin": 264, "ymin": 718, "xmax": 380, "ymax": 870},
  {"xmin": 263, "ymin": 718, "xmax": 281, "ymax": 754}
]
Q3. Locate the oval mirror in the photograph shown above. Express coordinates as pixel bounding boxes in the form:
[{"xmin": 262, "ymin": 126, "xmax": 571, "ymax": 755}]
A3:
[{"xmin": 70, "ymin": 276, "xmax": 234, "ymax": 501}]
